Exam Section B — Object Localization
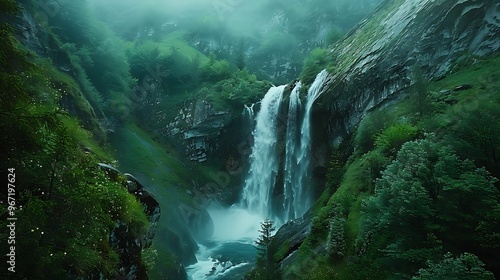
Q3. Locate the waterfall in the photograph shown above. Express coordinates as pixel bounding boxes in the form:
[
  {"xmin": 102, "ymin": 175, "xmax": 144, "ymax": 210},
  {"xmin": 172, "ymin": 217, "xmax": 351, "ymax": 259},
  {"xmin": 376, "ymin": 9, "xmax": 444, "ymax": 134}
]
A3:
[
  {"xmin": 293, "ymin": 69, "xmax": 328, "ymax": 219},
  {"xmin": 241, "ymin": 85, "xmax": 285, "ymax": 219},
  {"xmin": 242, "ymin": 103, "xmax": 255, "ymax": 127},
  {"xmin": 241, "ymin": 69, "xmax": 328, "ymax": 223},
  {"xmin": 283, "ymin": 82, "xmax": 302, "ymax": 222}
]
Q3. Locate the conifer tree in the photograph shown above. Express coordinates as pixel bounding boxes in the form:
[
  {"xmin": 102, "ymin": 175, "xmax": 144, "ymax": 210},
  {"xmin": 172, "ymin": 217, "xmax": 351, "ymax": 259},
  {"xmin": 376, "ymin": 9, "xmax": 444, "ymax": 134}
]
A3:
[{"xmin": 254, "ymin": 218, "xmax": 276, "ymax": 279}]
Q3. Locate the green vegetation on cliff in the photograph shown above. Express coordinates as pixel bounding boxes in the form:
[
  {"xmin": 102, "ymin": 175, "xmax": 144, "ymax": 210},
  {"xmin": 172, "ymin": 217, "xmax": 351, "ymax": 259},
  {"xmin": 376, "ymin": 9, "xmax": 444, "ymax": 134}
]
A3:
[
  {"xmin": 275, "ymin": 55, "xmax": 500, "ymax": 279},
  {"xmin": 1, "ymin": 1, "xmax": 149, "ymax": 278}
]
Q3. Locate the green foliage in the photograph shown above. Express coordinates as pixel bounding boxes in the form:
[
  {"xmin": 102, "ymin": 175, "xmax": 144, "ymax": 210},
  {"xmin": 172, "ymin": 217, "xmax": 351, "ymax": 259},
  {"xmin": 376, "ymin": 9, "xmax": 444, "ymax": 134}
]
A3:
[
  {"xmin": 360, "ymin": 150, "xmax": 389, "ymax": 190},
  {"xmin": 413, "ymin": 252, "xmax": 495, "ymax": 280},
  {"xmin": 326, "ymin": 150, "xmax": 345, "ymax": 188},
  {"xmin": 327, "ymin": 204, "xmax": 347, "ymax": 259},
  {"xmin": 354, "ymin": 109, "xmax": 393, "ymax": 154},
  {"xmin": 446, "ymin": 102, "xmax": 500, "ymax": 173},
  {"xmin": 199, "ymin": 53, "xmax": 232, "ymax": 82},
  {"xmin": 89, "ymin": 38, "xmax": 136, "ymax": 96},
  {"xmin": 255, "ymin": 219, "xmax": 276, "ymax": 262},
  {"xmin": 374, "ymin": 123, "xmax": 419, "ymax": 155},
  {"xmin": 44, "ymin": 1, "xmax": 136, "ymax": 119},
  {"xmin": 60, "ymin": 44, "xmax": 104, "ymax": 113},
  {"xmin": 194, "ymin": 68, "xmax": 270, "ymax": 112},
  {"xmin": 326, "ymin": 27, "xmax": 344, "ymax": 45},
  {"xmin": 126, "ymin": 40, "xmax": 161, "ymax": 79},
  {"xmin": 0, "ymin": 0, "xmax": 19, "ymax": 14},
  {"xmin": 273, "ymin": 239, "xmax": 291, "ymax": 261},
  {"xmin": 309, "ymin": 214, "xmax": 330, "ymax": 246},
  {"xmin": 300, "ymin": 48, "xmax": 328, "ymax": 85},
  {"xmin": 141, "ymin": 247, "xmax": 158, "ymax": 271},
  {"xmin": 0, "ymin": 8, "xmax": 149, "ymax": 277},
  {"xmin": 358, "ymin": 137, "xmax": 499, "ymax": 276},
  {"xmin": 249, "ymin": 219, "xmax": 281, "ymax": 280}
]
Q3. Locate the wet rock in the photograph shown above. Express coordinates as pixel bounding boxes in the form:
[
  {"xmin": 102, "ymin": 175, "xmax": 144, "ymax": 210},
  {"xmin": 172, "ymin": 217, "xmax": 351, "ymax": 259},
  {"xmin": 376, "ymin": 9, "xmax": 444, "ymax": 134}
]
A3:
[{"xmin": 270, "ymin": 211, "xmax": 314, "ymax": 266}]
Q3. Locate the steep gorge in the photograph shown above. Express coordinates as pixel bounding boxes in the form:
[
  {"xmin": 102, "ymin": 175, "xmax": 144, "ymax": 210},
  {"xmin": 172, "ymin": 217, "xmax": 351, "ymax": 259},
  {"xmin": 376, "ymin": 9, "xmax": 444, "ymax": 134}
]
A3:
[{"xmin": 3, "ymin": 0, "xmax": 499, "ymax": 279}]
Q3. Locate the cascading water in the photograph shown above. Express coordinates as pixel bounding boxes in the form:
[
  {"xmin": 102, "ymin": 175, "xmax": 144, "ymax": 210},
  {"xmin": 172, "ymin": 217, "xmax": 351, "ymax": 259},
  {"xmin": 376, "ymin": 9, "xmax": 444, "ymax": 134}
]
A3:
[
  {"xmin": 187, "ymin": 71, "xmax": 328, "ymax": 279},
  {"xmin": 293, "ymin": 69, "xmax": 329, "ymax": 219},
  {"xmin": 241, "ymin": 85, "xmax": 285, "ymax": 218},
  {"xmin": 242, "ymin": 103, "xmax": 255, "ymax": 129},
  {"xmin": 241, "ymin": 69, "xmax": 328, "ymax": 223},
  {"xmin": 283, "ymin": 82, "xmax": 302, "ymax": 222}
]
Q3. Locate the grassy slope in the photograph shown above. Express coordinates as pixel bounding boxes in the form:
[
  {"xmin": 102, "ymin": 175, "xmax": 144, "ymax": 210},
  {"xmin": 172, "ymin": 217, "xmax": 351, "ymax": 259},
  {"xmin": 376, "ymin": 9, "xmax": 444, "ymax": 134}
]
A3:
[
  {"xmin": 158, "ymin": 30, "xmax": 209, "ymax": 63},
  {"xmin": 108, "ymin": 122, "xmax": 193, "ymax": 203}
]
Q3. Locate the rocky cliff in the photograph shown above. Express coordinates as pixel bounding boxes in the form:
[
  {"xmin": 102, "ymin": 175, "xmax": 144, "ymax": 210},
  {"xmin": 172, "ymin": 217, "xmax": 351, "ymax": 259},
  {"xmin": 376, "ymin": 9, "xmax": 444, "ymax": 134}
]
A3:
[
  {"xmin": 317, "ymin": 0, "xmax": 500, "ymax": 146},
  {"xmin": 164, "ymin": 99, "xmax": 232, "ymax": 162}
]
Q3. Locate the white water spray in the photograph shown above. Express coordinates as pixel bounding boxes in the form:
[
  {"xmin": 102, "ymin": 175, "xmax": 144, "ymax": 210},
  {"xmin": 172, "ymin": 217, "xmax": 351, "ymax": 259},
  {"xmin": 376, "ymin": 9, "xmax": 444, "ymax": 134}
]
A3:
[
  {"xmin": 283, "ymin": 82, "xmax": 302, "ymax": 222},
  {"xmin": 293, "ymin": 70, "xmax": 329, "ymax": 219},
  {"xmin": 242, "ymin": 103, "xmax": 255, "ymax": 129},
  {"xmin": 241, "ymin": 70, "xmax": 328, "ymax": 223},
  {"xmin": 241, "ymin": 85, "xmax": 285, "ymax": 219}
]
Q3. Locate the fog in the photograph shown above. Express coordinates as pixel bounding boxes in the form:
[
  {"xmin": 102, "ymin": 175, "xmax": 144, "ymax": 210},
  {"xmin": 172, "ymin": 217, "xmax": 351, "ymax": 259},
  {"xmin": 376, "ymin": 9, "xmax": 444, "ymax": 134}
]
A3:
[{"xmin": 88, "ymin": 0, "xmax": 383, "ymax": 41}]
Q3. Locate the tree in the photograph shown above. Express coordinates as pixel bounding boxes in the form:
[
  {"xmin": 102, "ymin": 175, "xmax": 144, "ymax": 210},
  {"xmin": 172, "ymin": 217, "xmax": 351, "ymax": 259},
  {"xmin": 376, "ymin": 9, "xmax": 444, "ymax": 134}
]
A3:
[
  {"xmin": 327, "ymin": 205, "xmax": 346, "ymax": 259},
  {"xmin": 358, "ymin": 136, "xmax": 500, "ymax": 275},
  {"xmin": 253, "ymin": 219, "xmax": 277, "ymax": 280},
  {"xmin": 413, "ymin": 252, "xmax": 495, "ymax": 280},
  {"xmin": 354, "ymin": 109, "xmax": 393, "ymax": 154},
  {"xmin": 448, "ymin": 102, "xmax": 500, "ymax": 176}
]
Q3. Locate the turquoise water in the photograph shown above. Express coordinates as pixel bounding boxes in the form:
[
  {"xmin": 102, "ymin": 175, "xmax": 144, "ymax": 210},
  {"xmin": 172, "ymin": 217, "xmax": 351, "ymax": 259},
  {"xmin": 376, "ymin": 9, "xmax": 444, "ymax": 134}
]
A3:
[
  {"xmin": 187, "ymin": 240, "xmax": 257, "ymax": 280},
  {"xmin": 187, "ymin": 206, "xmax": 263, "ymax": 280}
]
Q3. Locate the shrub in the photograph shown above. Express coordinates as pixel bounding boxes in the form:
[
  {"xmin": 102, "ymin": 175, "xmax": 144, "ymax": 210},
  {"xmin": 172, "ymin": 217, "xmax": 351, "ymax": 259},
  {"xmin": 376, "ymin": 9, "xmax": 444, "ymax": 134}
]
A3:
[
  {"xmin": 300, "ymin": 48, "xmax": 328, "ymax": 85},
  {"xmin": 354, "ymin": 110, "xmax": 393, "ymax": 153},
  {"xmin": 375, "ymin": 123, "xmax": 419, "ymax": 155},
  {"xmin": 199, "ymin": 53, "xmax": 232, "ymax": 82}
]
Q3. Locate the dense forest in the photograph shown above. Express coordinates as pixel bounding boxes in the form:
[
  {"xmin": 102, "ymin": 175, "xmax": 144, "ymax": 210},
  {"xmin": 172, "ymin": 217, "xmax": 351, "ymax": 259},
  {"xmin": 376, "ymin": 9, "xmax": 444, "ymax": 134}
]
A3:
[{"xmin": 1, "ymin": 0, "xmax": 499, "ymax": 279}]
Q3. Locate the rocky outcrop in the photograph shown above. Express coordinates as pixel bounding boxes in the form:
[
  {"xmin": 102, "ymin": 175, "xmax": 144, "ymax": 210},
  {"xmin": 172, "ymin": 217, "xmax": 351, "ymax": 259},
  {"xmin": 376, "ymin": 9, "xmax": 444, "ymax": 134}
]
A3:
[
  {"xmin": 165, "ymin": 99, "xmax": 231, "ymax": 162},
  {"xmin": 269, "ymin": 211, "xmax": 314, "ymax": 270},
  {"xmin": 124, "ymin": 173, "xmax": 161, "ymax": 248},
  {"xmin": 96, "ymin": 165, "xmax": 162, "ymax": 280},
  {"xmin": 317, "ymin": 0, "xmax": 500, "ymax": 146}
]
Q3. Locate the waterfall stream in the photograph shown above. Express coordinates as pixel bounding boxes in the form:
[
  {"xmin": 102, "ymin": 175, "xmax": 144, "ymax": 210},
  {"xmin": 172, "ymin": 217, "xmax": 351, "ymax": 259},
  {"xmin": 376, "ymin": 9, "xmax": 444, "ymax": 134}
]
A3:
[
  {"xmin": 187, "ymin": 71, "xmax": 327, "ymax": 280},
  {"xmin": 283, "ymin": 82, "xmax": 302, "ymax": 222},
  {"xmin": 293, "ymin": 69, "xmax": 329, "ymax": 219},
  {"xmin": 241, "ymin": 85, "xmax": 285, "ymax": 218},
  {"xmin": 241, "ymin": 69, "xmax": 328, "ymax": 223}
]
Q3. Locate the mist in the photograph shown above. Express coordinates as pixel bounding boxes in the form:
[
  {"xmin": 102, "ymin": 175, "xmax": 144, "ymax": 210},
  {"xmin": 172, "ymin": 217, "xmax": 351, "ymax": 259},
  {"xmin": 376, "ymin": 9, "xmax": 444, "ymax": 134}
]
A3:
[{"xmin": 86, "ymin": 0, "xmax": 382, "ymax": 41}]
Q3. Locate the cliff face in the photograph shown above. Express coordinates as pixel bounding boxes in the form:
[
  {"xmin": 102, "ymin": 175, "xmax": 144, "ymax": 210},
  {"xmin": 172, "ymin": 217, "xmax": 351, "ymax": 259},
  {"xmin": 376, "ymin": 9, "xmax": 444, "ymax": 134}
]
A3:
[
  {"xmin": 164, "ymin": 99, "xmax": 232, "ymax": 163},
  {"xmin": 318, "ymin": 0, "xmax": 500, "ymax": 145}
]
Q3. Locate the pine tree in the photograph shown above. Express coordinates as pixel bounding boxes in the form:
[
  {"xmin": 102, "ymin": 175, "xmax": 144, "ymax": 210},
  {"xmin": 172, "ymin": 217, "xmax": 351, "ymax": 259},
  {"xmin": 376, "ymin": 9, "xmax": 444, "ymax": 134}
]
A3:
[{"xmin": 254, "ymin": 218, "xmax": 276, "ymax": 279}]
